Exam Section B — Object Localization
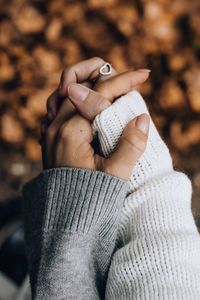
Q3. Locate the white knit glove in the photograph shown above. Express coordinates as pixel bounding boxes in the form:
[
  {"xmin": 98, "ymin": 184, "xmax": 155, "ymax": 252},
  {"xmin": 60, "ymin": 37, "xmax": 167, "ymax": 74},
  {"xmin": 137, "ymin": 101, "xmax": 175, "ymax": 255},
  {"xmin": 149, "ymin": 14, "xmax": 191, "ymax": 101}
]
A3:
[{"xmin": 92, "ymin": 90, "xmax": 173, "ymax": 192}]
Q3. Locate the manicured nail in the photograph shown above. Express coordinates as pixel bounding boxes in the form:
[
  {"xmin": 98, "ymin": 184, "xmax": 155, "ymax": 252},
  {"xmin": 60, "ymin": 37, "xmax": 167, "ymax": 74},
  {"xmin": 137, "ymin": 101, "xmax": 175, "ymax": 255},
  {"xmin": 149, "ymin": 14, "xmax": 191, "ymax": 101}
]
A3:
[
  {"xmin": 138, "ymin": 69, "xmax": 151, "ymax": 73},
  {"xmin": 135, "ymin": 113, "xmax": 150, "ymax": 134},
  {"xmin": 68, "ymin": 83, "xmax": 89, "ymax": 102}
]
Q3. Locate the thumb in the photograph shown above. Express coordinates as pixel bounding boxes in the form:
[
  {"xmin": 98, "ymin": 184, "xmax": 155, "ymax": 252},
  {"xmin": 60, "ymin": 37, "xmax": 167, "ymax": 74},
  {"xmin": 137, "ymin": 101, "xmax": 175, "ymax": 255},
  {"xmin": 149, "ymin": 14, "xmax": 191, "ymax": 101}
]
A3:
[
  {"xmin": 68, "ymin": 83, "xmax": 110, "ymax": 120},
  {"xmin": 104, "ymin": 114, "xmax": 150, "ymax": 180}
]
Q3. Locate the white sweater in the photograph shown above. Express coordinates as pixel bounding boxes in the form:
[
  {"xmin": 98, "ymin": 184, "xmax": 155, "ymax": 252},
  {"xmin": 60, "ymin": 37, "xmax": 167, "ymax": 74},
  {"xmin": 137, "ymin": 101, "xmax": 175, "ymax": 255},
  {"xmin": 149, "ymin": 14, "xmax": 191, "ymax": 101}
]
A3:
[{"xmin": 92, "ymin": 90, "xmax": 200, "ymax": 300}]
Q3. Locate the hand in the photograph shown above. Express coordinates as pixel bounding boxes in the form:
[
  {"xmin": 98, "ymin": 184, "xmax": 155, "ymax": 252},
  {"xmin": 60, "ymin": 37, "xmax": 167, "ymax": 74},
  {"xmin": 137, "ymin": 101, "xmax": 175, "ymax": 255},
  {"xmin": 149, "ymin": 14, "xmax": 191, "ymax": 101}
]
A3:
[
  {"xmin": 40, "ymin": 57, "xmax": 118, "ymax": 144},
  {"xmin": 43, "ymin": 87, "xmax": 150, "ymax": 180},
  {"xmin": 45, "ymin": 109, "xmax": 149, "ymax": 181},
  {"xmin": 41, "ymin": 57, "xmax": 150, "ymax": 165},
  {"xmin": 45, "ymin": 57, "xmax": 118, "ymax": 122},
  {"xmin": 43, "ymin": 57, "xmax": 150, "ymax": 125}
]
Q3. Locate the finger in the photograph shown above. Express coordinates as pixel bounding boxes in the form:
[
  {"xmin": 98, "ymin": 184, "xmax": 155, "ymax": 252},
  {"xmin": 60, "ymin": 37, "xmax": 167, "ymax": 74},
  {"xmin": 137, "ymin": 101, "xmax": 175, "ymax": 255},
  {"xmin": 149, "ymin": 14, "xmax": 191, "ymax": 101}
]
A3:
[
  {"xmin": 48, "ymin": 67, "xmax": 147, "ymax": 124},
  {"xmin": 45, "ymin": 78, "xmax": 98, "ymax": 165},
  {"xmin": 104, "ymin": 114, "xmax": 150, "ymax": 180},
  {"xmin": 49, "ymin": 114, "xmax": 93, "ymax": 169},
  {"xmin": 47, "ymin": 72, "xmax": 118, "ymax": 123},
  {"xmin": 58, "ymin": 57, "xmax": 117, "ymax": 97},
  {"xmin": 92, "ymin": 66, "xmax": 117, "ymax": 85},
  {"xmin": 46, "ymin": 90, "xmax": 62, "ymax": 121},
  {"xmin": 46, "ymin": 99, "xmax": 76, "ymax": 148},
  {"xmin": 67, "ymin": 70, "xmax": 150, "ymax": 121},
  {"xmin": 68, "ymin": 83, "xmax": 110, "ymax": 121},
  {"xmin": 43, "ymin": 98, "xmax": 78, "ymax": 169},
  {"xmin": 47, "ymin": 81, "xmax": 93, "ymax": 121},
  {"xmin": 48, "ymin": 58, "xmax": 117, "ymax": 122},
  {"xmin": 94, "ymin": 69, "xmax": 150, "ymax": 100},
  {"xmin": 45, "ymin": 66, "xmax": 149, "ymax": 160}
]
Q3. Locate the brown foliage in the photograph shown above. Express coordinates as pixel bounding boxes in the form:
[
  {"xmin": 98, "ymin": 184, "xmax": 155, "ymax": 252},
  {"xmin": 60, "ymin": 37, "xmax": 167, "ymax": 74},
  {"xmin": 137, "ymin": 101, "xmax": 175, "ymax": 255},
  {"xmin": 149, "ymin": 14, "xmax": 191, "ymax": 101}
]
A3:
[{"xmin": 0, "ymin": 0, "xmax": 199, "ymax": 213}]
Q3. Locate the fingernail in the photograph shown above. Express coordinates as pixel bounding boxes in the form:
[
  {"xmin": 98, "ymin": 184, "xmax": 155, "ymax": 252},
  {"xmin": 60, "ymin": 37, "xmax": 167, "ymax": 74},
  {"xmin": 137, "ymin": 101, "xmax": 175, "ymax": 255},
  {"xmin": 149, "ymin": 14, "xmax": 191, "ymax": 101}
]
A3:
[
  {"xmin": 138, "ymin": 69, "xmax": 151, "ymax": 73},
  {"xmin": 68, "ymin": 83, "xmax": 89, "ymax": 102},
  {"xmin": 135, "ymin": 114, "xmax": 150, "ymax": 134}
]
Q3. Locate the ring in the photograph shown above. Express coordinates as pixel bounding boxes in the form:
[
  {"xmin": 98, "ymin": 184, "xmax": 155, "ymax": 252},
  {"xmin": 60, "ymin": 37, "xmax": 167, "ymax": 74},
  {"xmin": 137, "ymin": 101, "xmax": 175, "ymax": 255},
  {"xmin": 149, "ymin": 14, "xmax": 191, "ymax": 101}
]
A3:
[{"xmin": 99, "ymin": 62, "xmax": 112, "ymax": 76}]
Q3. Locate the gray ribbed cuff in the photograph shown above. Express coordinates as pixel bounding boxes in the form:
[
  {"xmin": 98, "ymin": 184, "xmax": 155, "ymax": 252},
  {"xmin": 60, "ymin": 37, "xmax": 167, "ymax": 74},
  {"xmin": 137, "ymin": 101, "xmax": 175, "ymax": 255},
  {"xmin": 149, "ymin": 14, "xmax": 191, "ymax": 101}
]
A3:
[{"xmin": 23, "ymin": 168, "xmax": 128, "ymax": 237}]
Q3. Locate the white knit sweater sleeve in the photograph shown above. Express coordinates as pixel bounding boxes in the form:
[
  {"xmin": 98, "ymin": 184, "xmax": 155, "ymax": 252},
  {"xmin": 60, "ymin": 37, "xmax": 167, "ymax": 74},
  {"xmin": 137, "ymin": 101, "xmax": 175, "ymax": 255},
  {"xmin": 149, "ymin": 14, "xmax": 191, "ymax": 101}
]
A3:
[{"xmin": 92, "ymin": 90, "xmax": 200, "ymax": 300}]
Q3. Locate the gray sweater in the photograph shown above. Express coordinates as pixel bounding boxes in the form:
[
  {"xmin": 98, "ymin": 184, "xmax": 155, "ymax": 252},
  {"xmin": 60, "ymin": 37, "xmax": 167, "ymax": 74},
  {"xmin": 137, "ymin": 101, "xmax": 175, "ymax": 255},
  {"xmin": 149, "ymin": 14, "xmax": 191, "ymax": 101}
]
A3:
[{"xmin": 23, "ymin": 167, "xmax": 128, "ymax": 300}]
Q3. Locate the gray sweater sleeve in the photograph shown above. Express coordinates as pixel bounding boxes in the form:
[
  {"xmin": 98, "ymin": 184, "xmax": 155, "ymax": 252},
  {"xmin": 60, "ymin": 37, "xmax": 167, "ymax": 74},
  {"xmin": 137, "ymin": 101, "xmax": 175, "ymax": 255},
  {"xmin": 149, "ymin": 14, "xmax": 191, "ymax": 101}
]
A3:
[{"xmin": 22, "ymin": 167, "xmax": 128, "ymax": 300}]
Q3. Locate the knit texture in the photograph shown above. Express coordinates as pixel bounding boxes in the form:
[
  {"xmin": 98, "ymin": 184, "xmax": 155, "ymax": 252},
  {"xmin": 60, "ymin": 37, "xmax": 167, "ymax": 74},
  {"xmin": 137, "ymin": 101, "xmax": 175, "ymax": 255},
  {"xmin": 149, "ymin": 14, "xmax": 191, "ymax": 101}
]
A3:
[
  {"xmin": 23, "ymin": 167, "xmax": 128, "ymax": 299},
  {"xmin": 93, "ymin": 90, "xmax": 173, "ymax": 192},
  {"xmin": 92, "ymin": 90, "xmax": 200, "ymax": 299}
]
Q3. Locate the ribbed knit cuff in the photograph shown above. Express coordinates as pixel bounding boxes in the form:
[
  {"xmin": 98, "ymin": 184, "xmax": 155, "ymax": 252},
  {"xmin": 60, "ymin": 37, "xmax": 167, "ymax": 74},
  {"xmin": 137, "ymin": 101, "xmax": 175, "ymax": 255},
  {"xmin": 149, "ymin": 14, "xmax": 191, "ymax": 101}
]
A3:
[{"xmin": 23, "ymin": 168, "xmax": 128, "ymax": 237}]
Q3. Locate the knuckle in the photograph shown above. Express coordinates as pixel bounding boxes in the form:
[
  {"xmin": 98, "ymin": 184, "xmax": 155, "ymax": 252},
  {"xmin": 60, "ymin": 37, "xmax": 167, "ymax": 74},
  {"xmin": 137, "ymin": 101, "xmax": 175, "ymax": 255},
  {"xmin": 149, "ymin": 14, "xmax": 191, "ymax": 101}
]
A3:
[
  {"xmin": 60, "ymin": 67, "xmax": 72, "ymax": 83},
  {"xmin": 92, "ymin": 56, "xmax": 105, "ymax": 65},
  {"xmin": 97, "ymin": 98, "xmax": 110, "ymax": 112},
  {"xmin": 123, "ymin": 131, "xmax": 147, "ymax": 154},
  {"xmin": 59, "ymin": 122, "xmax": 72, "ymax": 140},
  {"xmin": 64, "ymin": 66, "xmax": 72, "ymax": 75},
  {"xmin": 61, "ymin": 68, "xmax": 69, "ymax": 80},
  {"xmin": 133, "ymin": 132, "xmax": 147, "ymax": 152},
  {"xmin": 62, "ymin": 67, "xmax": 69, "ymax": 76}
]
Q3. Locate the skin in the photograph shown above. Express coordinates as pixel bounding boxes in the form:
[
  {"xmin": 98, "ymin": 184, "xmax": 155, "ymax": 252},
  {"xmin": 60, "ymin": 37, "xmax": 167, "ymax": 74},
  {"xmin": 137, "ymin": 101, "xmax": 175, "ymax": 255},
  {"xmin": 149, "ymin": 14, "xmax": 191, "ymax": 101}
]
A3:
[{"xmin": 41, "ymin": 57, "xmax": 150, "ymax": 180}]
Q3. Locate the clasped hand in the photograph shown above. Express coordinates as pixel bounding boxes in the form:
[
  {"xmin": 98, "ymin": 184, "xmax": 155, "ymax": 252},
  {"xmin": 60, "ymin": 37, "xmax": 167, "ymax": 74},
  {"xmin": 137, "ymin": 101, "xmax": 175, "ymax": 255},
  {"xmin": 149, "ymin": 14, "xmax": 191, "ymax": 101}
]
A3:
[{"xmin": 41, "ymin": 57, "xmax": 150, "ymax": 180}]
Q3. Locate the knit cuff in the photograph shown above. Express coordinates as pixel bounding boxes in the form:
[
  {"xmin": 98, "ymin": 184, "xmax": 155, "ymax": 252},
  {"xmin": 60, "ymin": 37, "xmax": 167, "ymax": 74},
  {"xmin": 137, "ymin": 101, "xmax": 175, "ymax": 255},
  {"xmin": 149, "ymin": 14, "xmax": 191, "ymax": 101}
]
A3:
[
  {"xmin": 23, "ymin": 168, "xmax": 128, "ymax": 237},
  {"xmin": 92, "ymin": 90, "xmax": 173, "ymax": 192}
]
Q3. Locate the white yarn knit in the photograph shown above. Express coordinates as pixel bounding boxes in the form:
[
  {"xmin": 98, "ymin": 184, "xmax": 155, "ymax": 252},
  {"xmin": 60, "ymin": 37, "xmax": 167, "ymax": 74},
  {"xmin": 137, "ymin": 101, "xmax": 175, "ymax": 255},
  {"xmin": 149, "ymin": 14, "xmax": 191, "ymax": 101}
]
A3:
[{"xmin": 92, "ymin": 90, "xmax": 200, "ymax": 300}]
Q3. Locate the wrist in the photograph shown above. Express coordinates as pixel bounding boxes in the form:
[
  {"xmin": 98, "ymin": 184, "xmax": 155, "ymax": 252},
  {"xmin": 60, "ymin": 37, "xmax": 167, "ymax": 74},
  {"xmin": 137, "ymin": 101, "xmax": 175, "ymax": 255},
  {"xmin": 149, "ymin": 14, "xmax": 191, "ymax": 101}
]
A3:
[{"xmin": 23, "ymin": 167, "xmax": 128, "ymax": 237}]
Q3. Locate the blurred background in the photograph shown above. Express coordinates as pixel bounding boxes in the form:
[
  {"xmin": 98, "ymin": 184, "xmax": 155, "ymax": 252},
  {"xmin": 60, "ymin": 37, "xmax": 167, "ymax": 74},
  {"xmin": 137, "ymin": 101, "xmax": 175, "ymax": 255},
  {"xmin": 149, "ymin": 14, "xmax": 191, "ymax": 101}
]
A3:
[{"xmin": 0, "ymin": 0, "xmax": 200, "ymax": 298}]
